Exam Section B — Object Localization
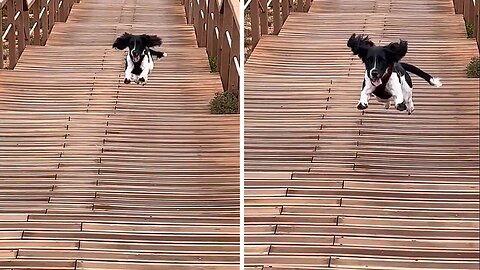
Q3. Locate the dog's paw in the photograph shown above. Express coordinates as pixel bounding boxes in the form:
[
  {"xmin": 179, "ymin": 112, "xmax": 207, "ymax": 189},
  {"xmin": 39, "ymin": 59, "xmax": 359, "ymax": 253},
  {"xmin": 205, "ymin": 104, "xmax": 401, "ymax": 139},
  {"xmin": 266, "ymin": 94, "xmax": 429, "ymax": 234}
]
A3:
[
  {"xmin": 138, "ymin": 77, "xmax": 146, "ymax": 85},
  {"xmin": 396, "ymin": 101, "xmax": 407, "ymax": 111},
  {"xmin": 124, "ymin": 78, "xmax": 131, "ymax": 84},
  {"xmin": 357, "ymin": 102, "xmax": 368, "ymax": 110}
]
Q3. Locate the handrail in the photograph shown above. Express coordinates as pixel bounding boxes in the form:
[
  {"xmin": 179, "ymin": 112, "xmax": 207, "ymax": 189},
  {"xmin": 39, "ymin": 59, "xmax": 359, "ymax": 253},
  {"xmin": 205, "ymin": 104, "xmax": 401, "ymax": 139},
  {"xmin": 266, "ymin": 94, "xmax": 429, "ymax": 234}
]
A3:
[
  {"xmin": 1, "ymin": 0, "xmax": 78, "ymax": 69},
  {"xmin": 245, "ymin": 0, "xmax": 309, "ymax": 55},
  {"xmin": 183, "ymin": 0, "xmax": 240, "ymax": 95},
  {"xmin": 453, "ymin": 0, "xmax": 480, "ymax": 50}
]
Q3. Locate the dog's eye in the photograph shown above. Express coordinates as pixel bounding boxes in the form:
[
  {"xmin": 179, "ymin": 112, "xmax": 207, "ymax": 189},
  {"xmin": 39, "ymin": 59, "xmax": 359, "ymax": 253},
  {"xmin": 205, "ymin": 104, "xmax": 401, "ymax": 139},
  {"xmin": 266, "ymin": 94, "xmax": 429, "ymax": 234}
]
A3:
[{"xmin": 366, "ymin": 56, "xmax": 374, "ymax": 62}]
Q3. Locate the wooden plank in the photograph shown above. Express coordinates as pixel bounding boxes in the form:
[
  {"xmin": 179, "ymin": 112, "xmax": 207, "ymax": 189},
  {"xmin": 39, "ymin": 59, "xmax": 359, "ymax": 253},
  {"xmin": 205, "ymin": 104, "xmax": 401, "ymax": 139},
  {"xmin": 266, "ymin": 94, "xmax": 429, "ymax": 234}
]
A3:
[
  {"xmin": 0, "ymin": 0, "xmax": 239, "ymax": 268},
  {"xmin": 245, "ymin": 0, "xmax": 480, "ymax": 268}
]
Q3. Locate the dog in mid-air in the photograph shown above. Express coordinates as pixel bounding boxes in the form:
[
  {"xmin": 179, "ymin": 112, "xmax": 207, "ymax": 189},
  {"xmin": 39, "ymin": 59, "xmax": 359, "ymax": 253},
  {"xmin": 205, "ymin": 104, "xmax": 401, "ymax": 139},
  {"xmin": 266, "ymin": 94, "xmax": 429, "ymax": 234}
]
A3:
[
  {"xmin": 113, "ymin": 32, "xmax": 166, "ymax": 85},
  {"xmin": 347, "ymin": 33, "xmax": 442, "ymax": 114}
]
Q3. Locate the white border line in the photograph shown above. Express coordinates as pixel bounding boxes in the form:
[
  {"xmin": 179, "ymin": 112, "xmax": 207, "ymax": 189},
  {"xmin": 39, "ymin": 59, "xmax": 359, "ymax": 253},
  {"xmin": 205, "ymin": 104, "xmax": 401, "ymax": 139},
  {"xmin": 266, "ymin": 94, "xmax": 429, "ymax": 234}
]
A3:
[{"xmin": 239, "ymin": 0, "xmax": 245, "ymax": 268}]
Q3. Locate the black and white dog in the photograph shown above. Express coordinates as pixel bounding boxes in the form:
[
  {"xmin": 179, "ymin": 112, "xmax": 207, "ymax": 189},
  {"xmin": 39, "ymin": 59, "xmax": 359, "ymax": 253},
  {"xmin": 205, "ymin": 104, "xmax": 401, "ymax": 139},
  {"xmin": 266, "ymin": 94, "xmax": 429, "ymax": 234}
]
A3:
[
  {"xmin": 347, "ymin": 33, "xmax": 442, "ymax": 114},
  {"xmin": 113, "ymin": 32, "xmax": 166, "ymax": 85}
]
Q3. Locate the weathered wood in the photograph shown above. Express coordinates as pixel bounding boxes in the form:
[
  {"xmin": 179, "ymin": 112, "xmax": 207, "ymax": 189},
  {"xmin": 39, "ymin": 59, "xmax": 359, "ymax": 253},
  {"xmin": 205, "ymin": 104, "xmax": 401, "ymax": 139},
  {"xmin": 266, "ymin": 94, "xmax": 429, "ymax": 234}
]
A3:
[
  {"xmin": 245, "ymin": 0, "xmax": 480, "ymax": 268},
  {"xmin": 184, "ymin": 0, "xmax": 239, "ymax": 93},
  {"xmin": 0, "ymin": 0, "xmax": 239, "ymax": 268}
]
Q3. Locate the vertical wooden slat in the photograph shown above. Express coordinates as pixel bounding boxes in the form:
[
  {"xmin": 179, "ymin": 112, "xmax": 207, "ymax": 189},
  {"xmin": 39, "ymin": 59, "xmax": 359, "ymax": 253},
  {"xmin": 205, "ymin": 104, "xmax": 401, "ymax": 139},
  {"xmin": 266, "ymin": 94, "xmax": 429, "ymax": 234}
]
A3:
[
  {"xmin": 205, "ymin": 0, "xmax": 216, "ymax": 55},
  {"xmin": 228, "ymin": 14, "xmax": 239, "ymax": 93},
  {"xmin": 219, "ymin": 4, "xmax": 232, "ymax": 89},
  {"xmin": 297, "ymin": 0, "xmax": 304, "ymax": 12},
  {"xmin": 273, "ymin": 0, "xmax": 281, "ymax": 34},
  {"xmin": 464, "ymin": 0, "xmax": 474, "ymax": 24},
  {"xmin": 453, "ymin": 0, "xmax": 462, "ymax": 13},
  {"xmin": 41, "ymin": 0, "xmax": 48, "ymax": 44},
  {"xmin": 282, "ymin": 0, "xmax": 289, "ymax": 23},
  {"xmin": 0, "ymin": 3, "xmax": 3, "ymax": 69},
  {"xmin": 198, "ymin": 0, "xmax": 207, "ymax": 46},
  {"xmin": 250, "ymin": 0, "xmax": 260, "ymax": 48},
  {"xmin": 304, "ymin": 0, "xmax": 311, "ymax": 12},
  {"xmin": 49, "ymin": 0, "xmax": 54, "ymax": 32},
  {"xmin": 34, "ymin": 0, "xmax": 41, "ymax": 45},
  {"xmin": 476, "ymin": 0, "xmax": 480, "ymax": 50},
  {"xmin": 259, "ymin": 0, "xmax": 268, "ymax": 35},
  {"xmin": 17, "ymin": 0, "xmax": 26, "ymax": 55},
  {"xmin": 7, "ymin": 0, "xmax": 17, "ymax": 69}
]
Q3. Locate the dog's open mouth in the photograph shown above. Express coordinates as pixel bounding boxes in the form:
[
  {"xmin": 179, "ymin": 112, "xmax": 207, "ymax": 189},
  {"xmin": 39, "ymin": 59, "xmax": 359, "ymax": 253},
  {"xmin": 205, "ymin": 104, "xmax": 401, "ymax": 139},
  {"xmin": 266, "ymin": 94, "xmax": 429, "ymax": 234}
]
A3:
[
  {"xmin": 371, "ymin": 78, "xmax": 382, "ymax": 87},
  {"xmin": 133, "ymin": 55, "xmax": 141, "ymax": 63}
]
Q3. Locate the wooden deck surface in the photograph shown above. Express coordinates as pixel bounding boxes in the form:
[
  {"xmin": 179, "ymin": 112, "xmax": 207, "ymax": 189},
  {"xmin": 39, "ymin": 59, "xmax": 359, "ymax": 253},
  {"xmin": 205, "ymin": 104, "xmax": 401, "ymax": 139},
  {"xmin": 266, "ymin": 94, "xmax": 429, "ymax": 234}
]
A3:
[
  {"xmin": 245, "ymin": 0, "xmax": 480, "ymax": 268},
  {"xmin": 0, "ymin": 0, "xmax": 239, "ymax": 269}
]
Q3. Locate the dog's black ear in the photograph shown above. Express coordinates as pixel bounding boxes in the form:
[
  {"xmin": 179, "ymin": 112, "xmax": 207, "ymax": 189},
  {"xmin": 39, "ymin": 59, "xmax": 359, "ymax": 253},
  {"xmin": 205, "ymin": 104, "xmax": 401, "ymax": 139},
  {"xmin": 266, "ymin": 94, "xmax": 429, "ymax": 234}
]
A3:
[
  {"xmin": 347, "ymin": 33, "xmax": 374, "ymax": 59},
  {"xmin": 113, "ymin": 32, "xmax": 132, "ymax": 50},
  {"xmin": 141, "ymin": 34, "xmax": 162, "ymax": 48},
  {"xmin": 384, "ymin": 40, "xmax": 408, "ymax": 63}
]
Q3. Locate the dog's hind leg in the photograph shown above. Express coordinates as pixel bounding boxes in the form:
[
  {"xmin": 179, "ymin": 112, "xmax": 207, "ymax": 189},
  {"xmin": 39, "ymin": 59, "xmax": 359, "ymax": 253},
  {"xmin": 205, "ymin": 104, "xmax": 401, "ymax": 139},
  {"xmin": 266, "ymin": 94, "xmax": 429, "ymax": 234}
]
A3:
[{"xmin": 404, "ymin": 87, "xmax": 414, "ymax": 115}]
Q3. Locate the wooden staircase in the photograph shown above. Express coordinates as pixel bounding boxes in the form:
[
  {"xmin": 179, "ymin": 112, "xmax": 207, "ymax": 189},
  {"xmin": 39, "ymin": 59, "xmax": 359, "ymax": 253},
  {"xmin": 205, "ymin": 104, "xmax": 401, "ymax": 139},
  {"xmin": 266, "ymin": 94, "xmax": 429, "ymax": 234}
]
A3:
[
  {"xmin": 245, "ymin": 0, "xmax": 479, "ymax": 268},
  {"xmin": 0, "ymin": 0, "xmax": 239, "ymax": 268}
]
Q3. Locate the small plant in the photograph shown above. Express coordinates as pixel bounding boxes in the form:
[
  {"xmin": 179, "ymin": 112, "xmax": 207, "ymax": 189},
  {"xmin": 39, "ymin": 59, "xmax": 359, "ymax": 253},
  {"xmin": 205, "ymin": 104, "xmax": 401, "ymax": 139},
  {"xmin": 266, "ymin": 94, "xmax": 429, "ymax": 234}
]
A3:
[
  {"xmin": 209, "ymin": 56, "xmax": 218, "ymax": 72},
  {"xmin": 466, "ymin": 23, "xmax": 474, "ymax": 38},
  {"xmin": 466, "ymin": 57, "xmax": 480, "ymax": 78},
  {"xmin": 209, "ymin": 91, "xmax": 238, "ymax": 114}
]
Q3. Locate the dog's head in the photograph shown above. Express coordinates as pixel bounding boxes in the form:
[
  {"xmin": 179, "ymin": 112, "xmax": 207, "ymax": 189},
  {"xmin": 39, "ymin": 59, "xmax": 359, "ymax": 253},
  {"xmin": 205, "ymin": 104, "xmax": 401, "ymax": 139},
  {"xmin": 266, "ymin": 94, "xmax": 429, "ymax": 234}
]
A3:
[
  {"xmin": 347, "ymin": 33, "xmax": 408, "ymax": 86},
  {"xmin": 113, "ymin": 33, "xmax": 162, "ymax": 63}
]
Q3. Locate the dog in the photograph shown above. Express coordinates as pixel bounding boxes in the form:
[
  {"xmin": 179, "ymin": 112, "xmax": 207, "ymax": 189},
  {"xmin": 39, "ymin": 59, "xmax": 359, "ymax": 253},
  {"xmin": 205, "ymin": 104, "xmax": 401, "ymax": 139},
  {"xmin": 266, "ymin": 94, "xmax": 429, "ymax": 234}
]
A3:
[
  {"xmin": 113, "ymin": 32, "xmax": 166, "ymax": 85},
  {"xmin": 347, "ymin": 33, "xmax": 442, "ymax": 114}
]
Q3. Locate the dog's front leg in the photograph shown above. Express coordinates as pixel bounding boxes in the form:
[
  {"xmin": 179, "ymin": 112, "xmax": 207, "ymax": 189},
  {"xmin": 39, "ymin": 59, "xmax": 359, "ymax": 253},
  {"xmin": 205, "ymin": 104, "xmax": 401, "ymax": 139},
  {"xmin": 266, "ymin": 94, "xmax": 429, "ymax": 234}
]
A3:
[
  {"xmin": 389, "ymin": 76, "xmax": 406, "ymax": 111},
  {"xmin": 357, "ymin": 79, "xmax": 375, "ymax": 110},
  {"xmin": 138, "ymin": 69, "xmax": 149, "ymax": 85},
  {"xmin": 124, "ymin": 57, "xmax": 134, "ymax": 84},
  {"xmin": 138, "ymin": 54, "xmax": 153, "ymax": 85}
]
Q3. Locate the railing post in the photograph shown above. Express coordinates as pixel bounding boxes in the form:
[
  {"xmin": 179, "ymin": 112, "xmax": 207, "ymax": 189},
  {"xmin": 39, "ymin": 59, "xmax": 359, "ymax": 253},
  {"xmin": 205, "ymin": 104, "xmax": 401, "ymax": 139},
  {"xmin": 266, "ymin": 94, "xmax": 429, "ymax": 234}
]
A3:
[
  {"xmin": 41, "ymin": 0, "xmax": 48, "ymax": 44},
  {"xmin": 304, "ymin": 0, "xmax": 311, "ymax": 12},
  {"xmin": 259, "ymin": 0, "xmax": 268, "ymax": 35},
  {"xmin": 282, "ymin": 0, "xmax": 289, "ymax": 23},
  {"xmin": 273, "ymin": 0, "xmax": 281, "ymax": 34},
  {"xmin": 250, "ymin": 0, "xmax": 260, "ymax": 48},
  {"xmin": 476, "ymin": 0, "xmax": 480, "ymax": 50},
  {"xmin": 7, "ymin": 0, "xmax": 17, "ymax": 68},
  {"xmin": 34, "ymin": 0, "xmax": 41, "ymax": 45},
  {"xmin": 220, "ymin": 2, "xmax": 232, "ymax": 90},
  {"xmin": 0, "ymin": 3, "xmax": 3, "ymax": 69},
  {"xmin": 228, "ymin": 19, "xmax": 239, "ymax": 93},
  {"xmin": 17, "ymin": 0, "xmax": 26, "ymax": 55},
  {"xmin": 297, "ymin": 0, "xmax": 304, "ymax": 12}
]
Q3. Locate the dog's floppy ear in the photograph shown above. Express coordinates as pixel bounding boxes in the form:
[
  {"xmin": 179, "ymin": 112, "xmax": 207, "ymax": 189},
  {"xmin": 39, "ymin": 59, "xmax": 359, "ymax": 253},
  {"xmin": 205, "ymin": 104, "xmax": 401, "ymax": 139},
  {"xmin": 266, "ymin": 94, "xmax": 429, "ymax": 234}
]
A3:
[
  {"xmin": 384, "ymin": 40, "xmax": 408, "ymax": 63},
  {"xmin": 141, "ymin": 34, "xmax": 162, "ymax": 48},
  {"xmin": 347, "ymin": 33, "xmax": 374, "ymax": 59},
  {"xmin": 113, "ymin": 32, "xmax": 132, "ymax": 50}
]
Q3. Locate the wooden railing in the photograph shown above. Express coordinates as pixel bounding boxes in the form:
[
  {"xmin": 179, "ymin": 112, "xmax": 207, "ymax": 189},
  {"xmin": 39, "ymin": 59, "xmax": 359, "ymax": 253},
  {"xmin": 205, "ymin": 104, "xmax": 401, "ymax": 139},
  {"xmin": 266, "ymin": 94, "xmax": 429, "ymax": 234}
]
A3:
[
  {"xmin": 0, "ymin": 0, "xmax": 78, "ymax": 69},
  {"xmin": 245, "ymin": 0, "xmax": 308, "ymax": 52},
  {"xmin": 453, "ymin": 0, "xmax": 480, "ymax": 50},
  {"xmin": 183, "ymin": 0, "xmax": 240, "ymax": 94}
]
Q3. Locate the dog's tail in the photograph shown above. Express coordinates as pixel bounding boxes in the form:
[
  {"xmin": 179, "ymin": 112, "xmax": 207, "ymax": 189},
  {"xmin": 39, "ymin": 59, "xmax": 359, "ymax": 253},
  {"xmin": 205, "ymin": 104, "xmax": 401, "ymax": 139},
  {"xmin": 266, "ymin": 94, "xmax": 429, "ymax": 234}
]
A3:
[
  {"xmin": 150, "ymin": 49, "xmax": 167, "ymax": 59},
  {"xmin": 401, "ymin": 62, "xmax": 442, "ymax": 87}
]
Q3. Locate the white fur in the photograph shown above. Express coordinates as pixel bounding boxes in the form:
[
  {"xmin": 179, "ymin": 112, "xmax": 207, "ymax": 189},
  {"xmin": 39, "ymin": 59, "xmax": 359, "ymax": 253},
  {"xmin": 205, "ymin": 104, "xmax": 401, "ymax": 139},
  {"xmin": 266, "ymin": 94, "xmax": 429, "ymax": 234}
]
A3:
[
  {"xmin": 125, "ymin": 50, "xmax": 156, "ymax": 85},
  {"xmin": 429, "ymin": 77, "xmax": 442, "ymax": 87},
  {"xmin": 357, "ymin": 71, "xmax": 415, "ymax": 114}
]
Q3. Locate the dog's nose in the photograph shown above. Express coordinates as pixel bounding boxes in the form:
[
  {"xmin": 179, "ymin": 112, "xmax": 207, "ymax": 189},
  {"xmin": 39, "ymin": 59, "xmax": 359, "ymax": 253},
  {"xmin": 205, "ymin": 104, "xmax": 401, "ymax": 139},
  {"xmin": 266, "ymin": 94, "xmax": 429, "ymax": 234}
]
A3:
[{"xmin": 371, "ymin": 70, "xmax": 379, "ymax": 77}]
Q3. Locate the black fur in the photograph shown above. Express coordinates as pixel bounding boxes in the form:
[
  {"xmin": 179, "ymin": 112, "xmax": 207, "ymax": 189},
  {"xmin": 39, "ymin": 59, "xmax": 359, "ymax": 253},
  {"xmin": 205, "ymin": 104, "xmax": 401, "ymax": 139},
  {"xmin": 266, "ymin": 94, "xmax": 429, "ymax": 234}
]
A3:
[
  {"xmin": 113, "ymin": 32, "xmax": 166, "ymax": 84},
  {"xmin": 347, "ymin": 33, "xmax": 408, "ymax": 82}
]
